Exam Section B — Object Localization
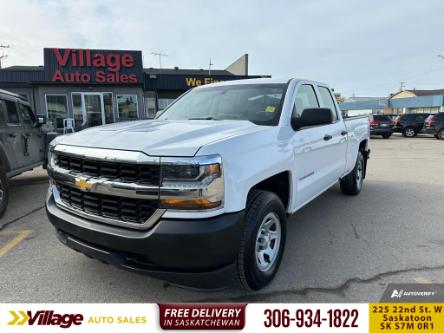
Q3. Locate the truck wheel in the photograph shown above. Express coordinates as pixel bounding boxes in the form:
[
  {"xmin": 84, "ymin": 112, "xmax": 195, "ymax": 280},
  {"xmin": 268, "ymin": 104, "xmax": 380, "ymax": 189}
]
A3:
[
  {"xmin": 237, "ymin": 190, "xmax": 286, "ymax": 290},
  {"xmin": 402, "ymin": 127, "xmax": 416, "ymax": 137},
  {"xmin": 340, "ymin": 151, "xmax": 364, "ymax": 196},
  {"xmin": 0, "ymin": 168, "xmax": 8, "ymax": 218},
  {"xmin": 438, "ymin": 129, "xmax": 444, "ymax": 140}
]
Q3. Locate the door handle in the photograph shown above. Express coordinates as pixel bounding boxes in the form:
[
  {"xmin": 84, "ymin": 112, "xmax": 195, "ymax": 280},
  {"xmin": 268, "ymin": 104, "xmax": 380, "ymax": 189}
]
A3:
[
  {"xmin": 341, "ymin": 130, "xmax": 348, "ymax": 136},
  {"xmin": 323, "ymin": 134, "xmax": 333, "ymax": 141}
]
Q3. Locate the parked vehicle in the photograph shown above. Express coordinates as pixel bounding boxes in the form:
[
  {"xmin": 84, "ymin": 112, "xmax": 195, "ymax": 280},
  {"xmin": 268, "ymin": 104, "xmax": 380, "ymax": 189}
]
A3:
[
  {"xmin": 0, "ymin": 89, "xmax": 49, "ymax": 217},
  {"xmin": 424, "ymin": 113, "xmax": 444, "ymax": 140},
  {"xmin": 46, "ymin": 78, "xmax": 370, "ymax": 290},
  {"xmin": 393, "ymin": 113, "xmax": 430, "ymax": 137},
  {"xmin": 384, "ymin": 114, "xmax": 399, "ymax": 122},
  {"xmin": 369, "ymin": 115, "xmax": 394, "ymax": 138}
]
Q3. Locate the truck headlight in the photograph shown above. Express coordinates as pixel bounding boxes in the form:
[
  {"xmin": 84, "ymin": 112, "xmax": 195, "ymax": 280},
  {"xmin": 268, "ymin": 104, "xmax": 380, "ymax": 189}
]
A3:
[{"xmin": 159, "ymin": 155, "xmax": 224, "ymax": 210}]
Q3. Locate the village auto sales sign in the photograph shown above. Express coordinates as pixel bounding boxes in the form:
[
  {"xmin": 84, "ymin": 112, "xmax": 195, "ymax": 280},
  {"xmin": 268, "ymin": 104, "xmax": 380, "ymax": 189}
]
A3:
[{"xmin": 43, "ymin": 48, "xmax": 143, "ymax": 84}]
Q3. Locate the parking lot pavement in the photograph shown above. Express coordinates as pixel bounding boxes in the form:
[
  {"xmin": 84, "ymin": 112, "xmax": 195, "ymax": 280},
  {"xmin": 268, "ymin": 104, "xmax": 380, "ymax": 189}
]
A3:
[{"xmin": 1, "ymin": 134, "xmax": 443, "ymax": 302}]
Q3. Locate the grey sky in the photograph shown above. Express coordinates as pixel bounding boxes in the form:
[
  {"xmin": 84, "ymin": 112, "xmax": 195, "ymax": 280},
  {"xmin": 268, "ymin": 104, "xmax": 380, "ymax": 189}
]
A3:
[{"xmin": 1, "ymin": 0, "xmax": 443, "ymax": 97}]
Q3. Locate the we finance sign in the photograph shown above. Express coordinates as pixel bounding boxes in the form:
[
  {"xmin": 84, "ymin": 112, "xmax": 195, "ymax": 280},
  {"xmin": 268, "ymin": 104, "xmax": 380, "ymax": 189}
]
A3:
[{"xmin": 44, "ymin": 48, "xmax": 143, "ymax": 84}]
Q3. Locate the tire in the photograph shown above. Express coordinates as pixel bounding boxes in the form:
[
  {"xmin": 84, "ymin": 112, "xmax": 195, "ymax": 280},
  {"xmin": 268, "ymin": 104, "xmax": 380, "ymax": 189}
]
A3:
[
  {"xmin": 237, "ymin": 190, "xmax": 286, "ymax": 290},
  {"xmin": 0, "ymin": 168, "xmax": 9, "ymax": 218},
  {"xmin": 438, "ymin": 129, "xmax": 444, "ymax": 140},
  {"xmin": 340, "ymin": 151, "xmax": 364, "ymax": 196},
  {"xmin": 402, "ymin": 127, "xmax": 416, "ymax": 137},
  {"xmin": 382, "ymin": 134, "xmax": 391, "ymax": 139}
]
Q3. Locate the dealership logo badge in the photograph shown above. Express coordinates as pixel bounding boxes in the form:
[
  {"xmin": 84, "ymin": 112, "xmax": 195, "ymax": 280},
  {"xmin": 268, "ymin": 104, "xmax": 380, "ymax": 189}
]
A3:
[
  {"xmin": 8, "ymin": 310, "xmax": 84, "ymax": 328},
  {"xmin": 391, "ymin": 289, "xmax": 403, "ymax": 298},
  {"xmin": 75, "ymin": 178, "xmax": 93, "ymax": 191},
  {"xmin": 8, "ymin": 311, "xmax": 29, "ymax": 325}
]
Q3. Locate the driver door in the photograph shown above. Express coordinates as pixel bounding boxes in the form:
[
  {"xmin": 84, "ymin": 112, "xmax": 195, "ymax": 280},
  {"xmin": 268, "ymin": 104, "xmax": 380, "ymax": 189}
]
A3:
[
  {"xmin": 17, "ymin": 102, "xmax": 44, "ymax": 166},
  {"xmin": 290, "ymin": 83, "xmax": 346, "ymax": 209}
]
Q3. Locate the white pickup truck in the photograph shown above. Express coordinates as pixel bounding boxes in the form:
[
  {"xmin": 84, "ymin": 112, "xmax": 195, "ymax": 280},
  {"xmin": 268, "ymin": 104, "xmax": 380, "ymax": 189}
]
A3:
[{"xmin": 46, "ymin": 78, "xmax": 370, "ymax": 290}]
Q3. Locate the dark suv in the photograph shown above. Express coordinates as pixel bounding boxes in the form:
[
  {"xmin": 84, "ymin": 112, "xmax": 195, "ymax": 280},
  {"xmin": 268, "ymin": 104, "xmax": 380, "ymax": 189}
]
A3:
[
  {"xmin": 393, "ymin": 113, "xmax": 430, "ymax": 137},
  {"xmin": 424, "ymin": 113, "xmax": 444, "ymax": 140},
  {"xmin": 0, "ymin": 89, "xmax": 47, "ymax": 217},
  {"xmin": 369, "ymin": 115, "xmax": 394, "ymax": 138}
]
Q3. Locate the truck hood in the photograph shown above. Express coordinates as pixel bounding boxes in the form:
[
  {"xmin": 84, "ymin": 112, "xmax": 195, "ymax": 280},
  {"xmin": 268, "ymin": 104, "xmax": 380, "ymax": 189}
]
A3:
[{"xmin": 54, "ymin": 120, "xmax": 265, "ymax": 156}]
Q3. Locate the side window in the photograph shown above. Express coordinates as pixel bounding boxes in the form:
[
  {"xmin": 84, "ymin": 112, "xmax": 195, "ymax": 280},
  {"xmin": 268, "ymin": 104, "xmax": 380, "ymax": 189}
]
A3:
[
  {"xmin": 294, "ymin": 84, "xmax": 319, "ymax": 117},
  {"xmin": 4, "ymin": 100, "xmax": 20, "ymax": 124},
  {"xmin": 318, "ymin": 86, "xmax": 338, "ymax": 122},
  {"xmin": 0, "ymin": 100, "xmax": 6, "ymax": 125},
  {"xmin": 415, "ymin": 115, "xmax": 423, "ymax": 122},
  {"xmin": 18, "ymin": 103, "xmax": 36, "ymax": 126}
]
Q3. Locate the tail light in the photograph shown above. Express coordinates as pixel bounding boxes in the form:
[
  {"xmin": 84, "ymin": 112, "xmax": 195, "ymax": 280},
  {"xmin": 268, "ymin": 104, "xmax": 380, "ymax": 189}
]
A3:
[
  {"xmin": 369, "ymin": 120, "xmax": 379, "ymax": 126},
  {"xmin": 393, "ymin": 119, "xmax": 400, "ymax": 126}
]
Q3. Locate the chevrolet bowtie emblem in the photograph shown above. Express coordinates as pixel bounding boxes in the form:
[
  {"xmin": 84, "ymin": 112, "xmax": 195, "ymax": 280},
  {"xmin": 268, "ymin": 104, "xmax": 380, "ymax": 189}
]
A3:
[{"xmin": 75, "ymin": 178, "xmax": 93, "ymax": 191}]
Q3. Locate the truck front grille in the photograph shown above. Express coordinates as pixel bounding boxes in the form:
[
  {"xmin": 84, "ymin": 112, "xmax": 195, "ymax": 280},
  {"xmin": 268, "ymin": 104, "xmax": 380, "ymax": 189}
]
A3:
[
  {"xmin": 57, "ymin": 183, "xmax": 159, "ymax": 224},
  {"xmin": 56, "ymin": 153, "xmax": 161, "ymax": 185}
]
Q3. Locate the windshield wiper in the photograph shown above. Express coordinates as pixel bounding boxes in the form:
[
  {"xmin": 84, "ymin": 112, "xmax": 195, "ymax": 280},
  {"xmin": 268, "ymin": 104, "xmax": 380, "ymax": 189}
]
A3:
[{"xmin": 187, "ymin": 117, "xmax": 219, "ymax": 120}]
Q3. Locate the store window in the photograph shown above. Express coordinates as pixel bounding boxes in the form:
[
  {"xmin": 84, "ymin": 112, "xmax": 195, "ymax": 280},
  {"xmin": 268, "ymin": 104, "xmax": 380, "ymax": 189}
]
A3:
[
  {"xmin": 46, "ymin": 95, "xmax": 68, "ymax": 128},
  {"xmin": 144, "ymin": 91, "xmax": 156, "ymax": 118},
  {"xmin": 103, "ymin": 93, "xmax": 114, "ymax": 124},
  {"xmin": 117, "ymin": 94, "xmax": 138, "ymax": 121},
  {"xmin": 158, "ymin": 98, "xmax": 175, "ymax": 111},
  {"xmin": 72, "ymin": 93, "xmax": 84, "ymax": 130}
]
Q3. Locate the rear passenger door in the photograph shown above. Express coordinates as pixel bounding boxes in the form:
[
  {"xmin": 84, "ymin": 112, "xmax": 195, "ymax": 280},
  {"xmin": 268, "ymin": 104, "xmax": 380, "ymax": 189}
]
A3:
[
  {"xmin": 316, "ymin": 85, "xmax": 348, "ymax": 179},
  {"xmin": 415, "ymin": 114, "xmax": 427, "ymax": 132}
]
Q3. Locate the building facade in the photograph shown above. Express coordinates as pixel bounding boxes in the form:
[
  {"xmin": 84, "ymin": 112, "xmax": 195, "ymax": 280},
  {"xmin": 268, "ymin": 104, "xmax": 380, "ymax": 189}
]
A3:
[
  {"xmin": 340, "ymin": 89, "xmax": 444, "ymax": 115},
  {"xmin": 0, "ymin": 49, "xmax": 265, "ymax": 131}
]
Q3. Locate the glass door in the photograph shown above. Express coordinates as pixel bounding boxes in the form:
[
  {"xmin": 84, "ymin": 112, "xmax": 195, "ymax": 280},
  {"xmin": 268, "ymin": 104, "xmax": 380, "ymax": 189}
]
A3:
[
  {"xmin": 72, "ymin": 92, "xmax": 114, "ymax": 129},
  {"xmin": 84, "ymin": 94, "xmax": 103, "ymax": 127}
]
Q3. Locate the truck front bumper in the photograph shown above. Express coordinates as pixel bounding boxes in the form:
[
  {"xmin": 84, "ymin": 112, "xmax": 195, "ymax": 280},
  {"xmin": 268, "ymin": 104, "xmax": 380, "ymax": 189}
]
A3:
[{"xmin": 46, "ymin": 193, "xmax": 245, "ymax": 290}]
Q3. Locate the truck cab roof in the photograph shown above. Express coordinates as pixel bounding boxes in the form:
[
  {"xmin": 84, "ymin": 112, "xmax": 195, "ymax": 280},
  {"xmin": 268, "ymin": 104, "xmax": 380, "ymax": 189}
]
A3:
[{"xmin": 194, "ymin": 77, "xmax": 331, "ymax": 89}]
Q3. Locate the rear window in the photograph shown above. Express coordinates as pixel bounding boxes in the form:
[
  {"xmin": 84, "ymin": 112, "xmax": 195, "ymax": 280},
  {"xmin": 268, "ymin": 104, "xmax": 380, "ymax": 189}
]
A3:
[{"xmin": 373, "ymin": 115, "xmax": 391, "ymax": 122}]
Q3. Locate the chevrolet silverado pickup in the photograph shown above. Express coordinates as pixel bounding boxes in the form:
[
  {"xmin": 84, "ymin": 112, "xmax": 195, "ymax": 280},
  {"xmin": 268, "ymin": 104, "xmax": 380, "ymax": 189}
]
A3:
[{"xmin": 46, "ymin": 78, "xmax": 370, "ymax": 290}]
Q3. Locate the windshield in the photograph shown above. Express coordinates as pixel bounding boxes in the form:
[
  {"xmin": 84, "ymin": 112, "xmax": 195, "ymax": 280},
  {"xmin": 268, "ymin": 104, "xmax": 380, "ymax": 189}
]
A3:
[{"xmin": 157, "ymin": 84, "xmax": 287, "ymax": 126}]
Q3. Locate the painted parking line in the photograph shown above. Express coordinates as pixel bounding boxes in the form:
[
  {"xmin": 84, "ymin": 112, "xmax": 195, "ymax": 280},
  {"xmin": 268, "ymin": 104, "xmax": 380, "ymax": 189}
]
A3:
[
  {"xmin": 0, "ymin": 230, "xmax": 31, "ymax": 257},
  {"xmin": 414, "ymin": 276, "xmax": 431, "ymax": 284}
]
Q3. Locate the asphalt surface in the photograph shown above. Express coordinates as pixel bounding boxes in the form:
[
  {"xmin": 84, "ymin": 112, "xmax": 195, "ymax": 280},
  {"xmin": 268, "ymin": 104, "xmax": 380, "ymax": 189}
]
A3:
[{"xmin": 1, "ymin": 134, "xmax": 444, "ymax": 302}]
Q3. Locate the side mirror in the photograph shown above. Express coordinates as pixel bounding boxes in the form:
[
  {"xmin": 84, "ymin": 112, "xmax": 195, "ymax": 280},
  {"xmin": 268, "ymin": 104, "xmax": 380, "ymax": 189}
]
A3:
[
  {"xmin": 291, "ymin": 108, "xmax": 333, "ymax": 130},
  {"xmin": 36, "ymin": 115, "xmax": 47, "ymax": 127}
]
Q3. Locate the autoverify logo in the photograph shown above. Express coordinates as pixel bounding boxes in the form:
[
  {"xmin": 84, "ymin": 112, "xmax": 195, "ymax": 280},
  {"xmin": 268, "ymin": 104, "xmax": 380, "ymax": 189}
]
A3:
[
  {"xmin": 8, "ymin": 310, "xmax": 84, "ymax": 328},
  {"xmin": 391, "ymin": 289, "xmax": 404, "ymax": 298}
]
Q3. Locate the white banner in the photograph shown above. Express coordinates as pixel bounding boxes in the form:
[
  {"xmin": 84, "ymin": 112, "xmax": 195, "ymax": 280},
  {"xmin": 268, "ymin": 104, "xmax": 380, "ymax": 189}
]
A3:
[{"xmin": 0, "ymin": 303, "xmax": 370, "ymax": 333}]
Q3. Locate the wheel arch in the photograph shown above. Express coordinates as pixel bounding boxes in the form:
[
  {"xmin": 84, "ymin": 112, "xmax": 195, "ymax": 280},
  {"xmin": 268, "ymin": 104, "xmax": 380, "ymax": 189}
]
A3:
[
  {"xmin": 247, "ymin": 171, "xmax": 292, "ymax": 212},
  {"xmin": 358, "ymin": 139, "xmax": 369, "ymax": 178}
]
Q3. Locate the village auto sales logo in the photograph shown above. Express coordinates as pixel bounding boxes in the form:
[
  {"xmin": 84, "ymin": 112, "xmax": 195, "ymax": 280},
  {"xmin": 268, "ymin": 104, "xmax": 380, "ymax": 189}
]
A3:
[
  {"xmin": 8, "ymin": 310, "xmax": 83, "ymax": 328},
  {"xmin": 45, "ymin": 48, "xmax": 142, "ymax": 84}
]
